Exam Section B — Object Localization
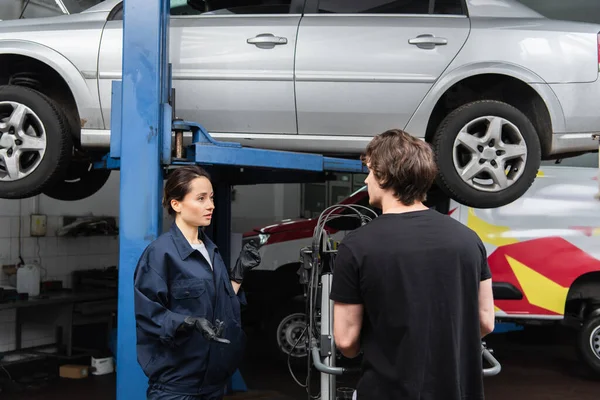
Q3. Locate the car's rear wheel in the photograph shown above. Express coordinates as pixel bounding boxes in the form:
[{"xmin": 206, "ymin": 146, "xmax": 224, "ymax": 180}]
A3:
[
  {"xmin": 42, "ymin": 151, "xmax": 112, "ymax": 201},
  {"xmin": 433, "ymin": 100, "xmax": 541, "ymax": 209},
  {"xmin": 0, "ymin": 85, "xmax": 72, "ymax": 199}
]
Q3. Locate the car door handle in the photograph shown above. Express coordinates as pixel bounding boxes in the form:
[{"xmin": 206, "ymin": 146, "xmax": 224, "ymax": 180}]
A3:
[
  {"xmin": 247, "ymin": 34, "xmax": 288, "ymax": 48},
  {"xmin": 408, "ymin": 34, "xmax": 448, "ymax": 49}
]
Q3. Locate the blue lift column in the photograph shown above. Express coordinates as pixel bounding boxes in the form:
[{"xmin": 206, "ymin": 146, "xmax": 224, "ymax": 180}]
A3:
[
  {"xmin": 111, "ymin": 1, "xmax": 368, "ymax": 399},
  {"xmin": 116, "ymin": 0, "xmax": 171, "ymax": 398}
]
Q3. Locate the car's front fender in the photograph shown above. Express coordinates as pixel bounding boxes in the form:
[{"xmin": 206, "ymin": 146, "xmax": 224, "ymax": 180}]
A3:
[{"xmin": 0, "ymin": 39, "xmax": 103, "ymax": 129}]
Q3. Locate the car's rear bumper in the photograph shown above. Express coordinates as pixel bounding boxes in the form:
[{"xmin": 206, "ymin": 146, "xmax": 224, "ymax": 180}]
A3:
[{"xmin": 547, "ymin": 80, "xmax": 600, "ymax": 155}]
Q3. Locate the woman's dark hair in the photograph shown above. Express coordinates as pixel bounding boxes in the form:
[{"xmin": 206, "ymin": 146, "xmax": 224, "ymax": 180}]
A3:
[{"xmin": 163, "ymin": 166, "xmax": 211, "ymax": 216}]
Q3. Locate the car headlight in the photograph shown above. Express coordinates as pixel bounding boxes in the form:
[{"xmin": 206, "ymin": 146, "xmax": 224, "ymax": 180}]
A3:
[
  {"xmin": 243, "ymin": 233, "xmax": 270, "ymax": 248},
  {"xmin": 258, "ymin": 233, "xmax": 270, "ymax": 246}
]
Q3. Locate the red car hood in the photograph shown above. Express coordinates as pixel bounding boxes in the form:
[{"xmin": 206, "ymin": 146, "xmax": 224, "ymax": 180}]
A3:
[{"xmin": 243, "ymin": 188, "xmax": 368, "ymax": 238}]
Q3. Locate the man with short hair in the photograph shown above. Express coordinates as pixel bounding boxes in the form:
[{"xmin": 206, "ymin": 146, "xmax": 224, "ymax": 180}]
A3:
[{"xmin": 330, "ymin": 129, "xmax": 495, "ymax": 400}]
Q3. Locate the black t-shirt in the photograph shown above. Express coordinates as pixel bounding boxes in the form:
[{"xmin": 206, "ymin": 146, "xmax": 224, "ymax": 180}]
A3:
[{"xmin": 330, "ymin": 208, "xmax": 492, "ymax": 400}]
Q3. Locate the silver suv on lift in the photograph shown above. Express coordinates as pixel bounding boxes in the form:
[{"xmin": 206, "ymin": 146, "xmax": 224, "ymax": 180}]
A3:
[{"xmin": 0, "ymin": 0, "xmax": 600, "ymax": 208}]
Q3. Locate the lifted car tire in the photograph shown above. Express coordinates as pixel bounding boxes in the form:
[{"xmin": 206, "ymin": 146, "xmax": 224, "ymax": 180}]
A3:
[
  {"xmin": 0, "ymin": 85, "xmax": 72, "ymax": 199},
  {"xmin": 433, "ymin": 100, "xmax": 541, "ymax": 209},
  {"xmin": 42, "ymin": 154, "xmax": 112, "ymax": 201}
]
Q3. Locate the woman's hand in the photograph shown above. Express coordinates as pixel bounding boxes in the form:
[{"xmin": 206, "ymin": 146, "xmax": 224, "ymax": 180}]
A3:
[
  {"xmin": 183, "ymin": 317, "xmax": 230, "ymax": 344},
  {"xmin": 229, "ymin": 241, "xmax": 261, "ymax": 284}
]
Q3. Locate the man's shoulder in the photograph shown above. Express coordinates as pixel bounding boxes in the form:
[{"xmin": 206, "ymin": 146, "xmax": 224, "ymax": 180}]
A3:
[
  {"xmin": 428, "ymin": 210, "xmax": 481, "ymax": 239},
  {"xmin": 339, "ymin": 209, "xmax": 482, "ymax": 243},
  {"xmin": 340, "ymin": 219, "xmax": 377, "ymax": 243},
  {"xmin": 431, "ymin": 213, "xmax": 487, "ymax": 261},
  {"xmin": 396, "ymin": 209, "xmax": 485, "ymax": 252}
]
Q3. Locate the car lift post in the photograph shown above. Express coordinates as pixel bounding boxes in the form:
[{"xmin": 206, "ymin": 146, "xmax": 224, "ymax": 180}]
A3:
[
  {"xmin": 111, "ymin": 1, "xmax": 369, "ymax": 399},
  {"xmin": 115, "ymin": 0, "xmax": 170, "ymax": 398}
]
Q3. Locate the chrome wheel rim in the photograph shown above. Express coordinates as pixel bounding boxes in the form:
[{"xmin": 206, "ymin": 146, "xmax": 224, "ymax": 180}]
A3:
[
  {"xmin": 590, "ymin": 325, "xmax": 600, "ymax": 361},
  {"xmin": 276, "ymin": 312, "xmax": 308, "ymax": 358},
  {"xmin": 452, "ymin": 116, "xmax": 527, "ymax": 192},
  {"xmin": 0, "ymin": 101, "xmax": 47, "ymax": 182}
]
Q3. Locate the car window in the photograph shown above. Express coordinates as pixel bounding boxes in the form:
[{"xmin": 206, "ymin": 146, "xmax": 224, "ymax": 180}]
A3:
[
  {"xmin": 316, "ymin": 0, "xmax": 465, "ymax": 15},
  {"xmin": 112, "ymin": 0, "xmax": 294, "ymax": 19},
  {"xmin": 196, "ymin": 0, "xmax": 294, "ymax": 15},
  {"xmin": 61, "ymin": 0, "xmax": 106, "ymax": 13},
  {"xmin": 170, "ymin": 0, "xmax": 203, "ymax": 15},
  {"xmin": 8, "ymin": 0, "xmax": 66, "ymax": 19}
]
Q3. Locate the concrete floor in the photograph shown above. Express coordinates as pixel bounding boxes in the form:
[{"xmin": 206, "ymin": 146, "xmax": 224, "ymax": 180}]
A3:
[{"xmin": 2, "ymin": 327, "xmax": 599, "ymax": 399}]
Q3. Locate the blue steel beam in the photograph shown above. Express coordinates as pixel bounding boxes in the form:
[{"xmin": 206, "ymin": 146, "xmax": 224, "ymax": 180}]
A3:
[
  {"xmin": 98, "ymin": 119, "xmax": 368, "ymax": 176},
  {"xmin": 178, "ymin": 120, "xmax": 369, "ymax": 174},
  {"xmin": 116, "ymin": 0, "xmax": 170, "ymax": 399},
  {"xmin": 110, "ymin": 81, "xmax": 122, "ymax": 159}
]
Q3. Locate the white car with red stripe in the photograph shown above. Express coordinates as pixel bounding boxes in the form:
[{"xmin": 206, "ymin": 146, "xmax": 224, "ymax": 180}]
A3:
[{"xmin": 242, "ymin": 166, "xmax": 600, "ymax": 374}]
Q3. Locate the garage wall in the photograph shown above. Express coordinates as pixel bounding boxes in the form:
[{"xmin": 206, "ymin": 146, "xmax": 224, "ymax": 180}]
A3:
[
  {"xmin": 0, "ymin": 171, "xmax": 300, "ymax": 353},
  {"xmin": 231, "ymin": 183, "xmax": 302, "ymax": 233},
  {"xmin": 0, "ymin": 174, "xmax": 122, "ymax": 353}
]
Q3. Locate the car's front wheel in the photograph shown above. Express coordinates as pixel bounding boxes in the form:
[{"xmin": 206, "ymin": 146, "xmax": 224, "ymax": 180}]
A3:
[
  {"xmin": 433, "ymin": 100, "xmax": 541, "ymax": 209},
  {"xmin": 578, "ymin": 312, "xmax": 600, "ymax": 375},
  {"xmin": 0, "ymin": 85, "xmax": 72, "ymax": 199}
]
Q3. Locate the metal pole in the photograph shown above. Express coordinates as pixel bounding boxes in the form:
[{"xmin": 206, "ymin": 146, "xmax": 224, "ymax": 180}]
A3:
[
  {"xmin": 116, "ymin": 0, "xmax": 171, "ymax": 399},
  {"xmin": 320, "ymin": 273, "xmax": 336, "ymax": 400}
]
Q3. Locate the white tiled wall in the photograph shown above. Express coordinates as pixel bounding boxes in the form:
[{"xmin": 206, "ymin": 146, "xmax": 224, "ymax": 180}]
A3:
[
  {"xmin": 0, "ymin": 215, "xmax": 119, "ymax": 289},
  {"xmin": 0, "ymin": 174, "xmax": 121, "ymax": 353}
]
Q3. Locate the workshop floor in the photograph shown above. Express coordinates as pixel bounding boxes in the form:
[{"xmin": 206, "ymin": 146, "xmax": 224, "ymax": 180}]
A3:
[{"xmin": 3, "ymin": 327, "xmax": 599, "ymax": 400}]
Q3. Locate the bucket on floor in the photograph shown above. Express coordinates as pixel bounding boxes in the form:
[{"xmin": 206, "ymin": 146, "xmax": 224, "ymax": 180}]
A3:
[{"xmin": 91, "ymin": 356, "xmax": 114, "ymax": 376}]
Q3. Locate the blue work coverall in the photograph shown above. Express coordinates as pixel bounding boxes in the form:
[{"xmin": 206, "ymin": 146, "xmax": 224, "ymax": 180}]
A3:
[{"xmin": 134, "ymin": 223, "xmax": 247, "ymax": 399}]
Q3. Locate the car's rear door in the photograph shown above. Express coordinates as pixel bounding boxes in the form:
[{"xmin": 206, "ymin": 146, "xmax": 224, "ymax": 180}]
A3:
[
  {"xmin": 294, "ymin": 0, "xmax": 470, "ymax": 138},
  {"xmin": 98, "ymin": 0, "xmax": 304, "ymax": 135}
]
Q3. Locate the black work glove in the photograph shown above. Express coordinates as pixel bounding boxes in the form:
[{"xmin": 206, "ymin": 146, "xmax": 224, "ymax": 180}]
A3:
[
  {"xmin": 183, "ymin": 317, "xmax": 230, "ymax": 344},
  {"xmin": 229, "ymin": 241, "xmax": 261, "ymax": 284}
]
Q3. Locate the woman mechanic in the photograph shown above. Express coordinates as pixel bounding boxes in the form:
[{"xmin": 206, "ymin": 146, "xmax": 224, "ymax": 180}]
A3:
[{"xmin": 133, "ymin": 165, "xmax": 261, "ymax": 400}]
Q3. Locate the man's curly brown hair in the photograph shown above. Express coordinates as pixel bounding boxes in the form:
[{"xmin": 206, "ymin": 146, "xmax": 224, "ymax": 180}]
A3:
[{"xmin": 360, "ymin": 129, "xmax": 438, "ymax": 206}]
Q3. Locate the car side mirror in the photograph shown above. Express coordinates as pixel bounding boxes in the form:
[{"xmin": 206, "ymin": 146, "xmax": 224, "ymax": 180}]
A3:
[{"xmin": 187, "ymin": 0, "xmax": 207, "ymax": 11}]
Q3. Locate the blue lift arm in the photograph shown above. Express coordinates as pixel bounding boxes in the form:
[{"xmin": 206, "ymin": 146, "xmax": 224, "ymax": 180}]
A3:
[{"xmin": 114, "ymin": 1, "xmax": 366, "ymax": 398}]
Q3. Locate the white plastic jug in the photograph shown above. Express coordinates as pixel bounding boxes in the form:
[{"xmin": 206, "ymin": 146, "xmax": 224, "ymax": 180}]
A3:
[
  {"xmin": 91, "ymin": 357, "xmax": 115, "ymax": 376},
  {"xmin": 16, "ymin": 264, "xmax": 41, "ymax": 297}
]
